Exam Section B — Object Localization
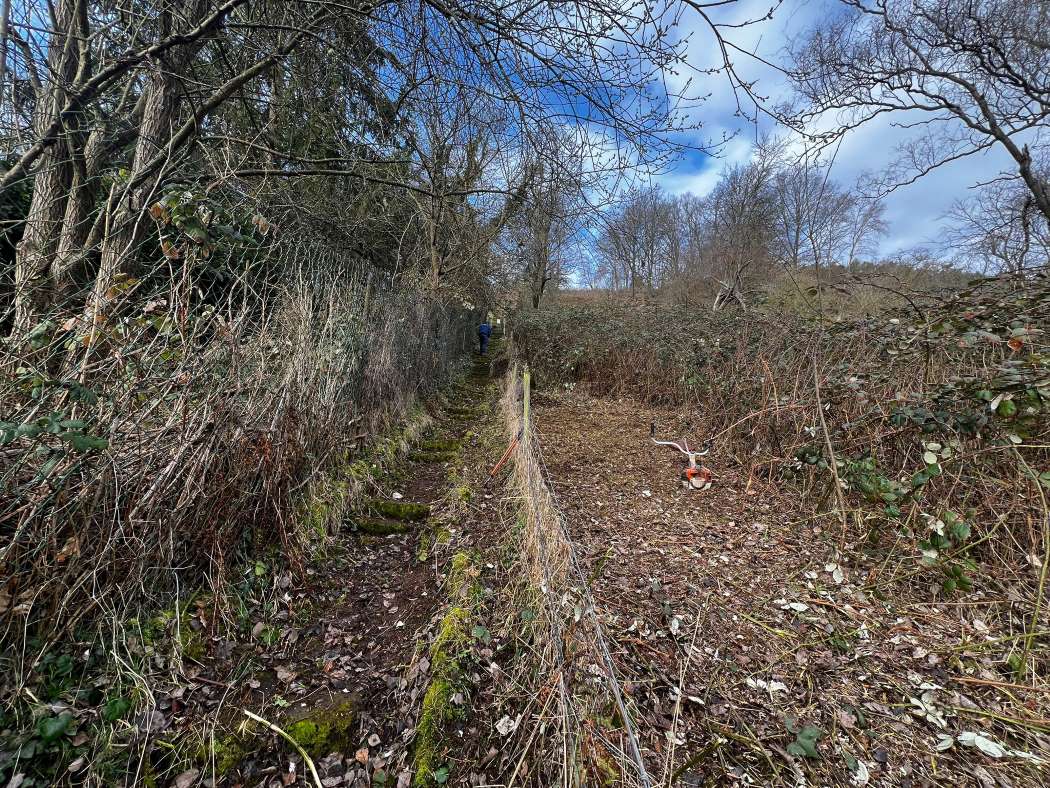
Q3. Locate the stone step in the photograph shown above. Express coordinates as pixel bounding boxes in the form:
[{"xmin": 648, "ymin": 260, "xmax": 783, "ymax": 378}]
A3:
[
  {"xmin": 368, "ymin": 499, "xmax": 430, "ymax": 521},
  {"xmin": 407, "ymin": 450, "xmax": 456, "ymax": 463},
  {"xmin": 418, "ymin": 439, "xmax": 461, "ymax": 452}
]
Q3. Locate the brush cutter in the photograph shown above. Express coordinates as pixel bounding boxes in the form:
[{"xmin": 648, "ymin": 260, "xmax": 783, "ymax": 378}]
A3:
[{"xmin": 650, "ymin": 422, "xmax": 714, "ymax": 490}]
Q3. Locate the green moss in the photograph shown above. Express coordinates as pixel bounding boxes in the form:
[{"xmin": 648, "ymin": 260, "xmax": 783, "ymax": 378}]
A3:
[
  {"xmin": 412, "ymin": 679, "xmax": 454, "ymax": 787},
  {"xmin": 180, "ymin": 627, "xmax": 206, "ymax": 660},
  {"xmin": 411, "ymin": 558, "xmax": 479, "ymax": 786},
  {"xmin": 355, "ymin": 516, "xmax": 411, "ymax": 535},
  {"xmin": 453, "ymin": 484, "xmax": 472, "ymax": 502},
  {"xmin": 417, "ymin": 532, "xmax": 431, "ymax": 562},
  {"xmin": 197, "ymin": 731, "xmax": 251, "ymax": 775},
  {"xmin": 430, "ymin": 606, "xmax": 471, "ymax": 675},
  {"xmin": 447, "ymin": 551, "xmax": 480, "ymax": 601},
  {"xmin": 370, "ymin": 499, "xmax": 430, "ymax": 521},
  {"xmin": 303, "ymin": 494, "xmax": 333, "ymax": 538},
  {"xmin": 193, "ymin": 702, "xmax": 353, "ymax": 775},
  {"xmin": 592, "ymin": 749, "xmax": 620, "ymax": 786},
  {"xmin": 298, "ymin": 467, "xmax": 356, "ymax": 545},
  {"xmin": 146, "ymin": 602, "xmax": 206, "ymax": 660},
  {"xmin": 346, "ymin": 459, "xmax": 374, "ymax": 480},
  {"xmin": 283, "ymin": 701, "xmax": 356, "ymax": 759}
]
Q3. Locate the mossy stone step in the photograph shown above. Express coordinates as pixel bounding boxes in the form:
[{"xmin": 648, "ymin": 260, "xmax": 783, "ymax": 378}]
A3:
[
  {"xmin": 353, "ymin": 516, "xmax": 412, "ymax": 535},
  {"xmin": 283, "ymin": 700, "xmax": 356, "ymax": 758},
  {"xmin": 408, "ymin": 450, "xmax": 456, "ymax": 463},
  {"xmin": 369, "ymin": 499, "xmax": 431, "ymax": 521},
  {"xmin": 445, "ymin": 407, "xmax": 477, "ymax": 417},
  {"xmin": 419, "ymin": 439, "xmax": 461, "ymax": 452}
]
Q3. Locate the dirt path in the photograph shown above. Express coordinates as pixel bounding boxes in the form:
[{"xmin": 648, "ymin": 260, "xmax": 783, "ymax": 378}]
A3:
[
  {"xmin": 173, "ymin": 351, "xmax": 508, "ymax": 788},
  {"xmin": 534, "ymin": 392, "xmax": 1049, "ymax": 787}
]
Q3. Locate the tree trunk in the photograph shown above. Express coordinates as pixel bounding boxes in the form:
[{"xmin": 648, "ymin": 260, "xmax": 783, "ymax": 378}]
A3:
[
  {"xmin": 87, "ymin": 2, "xmax": 211, "ymax": 327},
  {"xmin": 11, "ymin": 0, "xmax": 78, "ymax": 335},
  {"xmin": 52, "ymin": 126, "xmax": 107, "ymax": 299},
  {"xmin": 87, "ymin": 65, "xmax": 182, "ymax": 323}
]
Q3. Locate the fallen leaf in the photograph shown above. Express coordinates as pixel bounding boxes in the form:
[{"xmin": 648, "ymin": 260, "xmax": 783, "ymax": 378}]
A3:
[
  {"xmin": 495, "ymin": 715, "xmax": 518, "ymax": 736},
  {"xmin": 957, "ymin": 731, "xmax": 1005, "ymax": 758}
]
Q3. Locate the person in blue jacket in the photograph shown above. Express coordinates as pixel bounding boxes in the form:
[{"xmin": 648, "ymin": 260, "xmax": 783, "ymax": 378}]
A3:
[{"xmin": 478, "ymin": 320, "xmax": 492, "ymax": 355}]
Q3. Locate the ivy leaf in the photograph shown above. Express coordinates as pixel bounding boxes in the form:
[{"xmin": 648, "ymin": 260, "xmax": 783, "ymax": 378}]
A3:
[
  {"xmin": 60, "ymin": 431, "xmax": 108, "ymax": 452},
  {"xmin": 102, "ymin": 696, "xmax": 133, "ymax": 722},
  {"xmin": 37, "ymin": 712, "xmax": 73, "ymax": 743},
  {"xmin": 786, "ymin": 723, "xmax": 823, "ymax": 758},
  {"xmin": 432, "ymin": 765, "xmax": 450, "ymax": 784}
]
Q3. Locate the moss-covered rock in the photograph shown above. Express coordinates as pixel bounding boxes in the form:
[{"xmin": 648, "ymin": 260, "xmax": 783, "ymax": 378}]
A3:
[
  {"xmin": 412, "ymin": 607, "xmax": 472, "ymax": 787},
  {"xmin": 408, "ymin": 450, "xmax": 456, "ymax": 464},
  {"xmin": 411, "ymin": 553, "xmax": 482, "ymax": 786},
  {"xmin": 413, "ymin": 678, "xmax": 454, "ymax": 786},
  {"xmin": 370, "ymin": 499, "xmax": 430, "ymax": 521},
  {"xmin": 354, "ymin": 516, "xmax": 411, "ymax": 535},
  {"xmin": 283, "ymin": 700, "xmax": 356, "ymax": 759},
  {"xmin": 429, "ymin": 606, "xmax": 471, "ymax": 675}
]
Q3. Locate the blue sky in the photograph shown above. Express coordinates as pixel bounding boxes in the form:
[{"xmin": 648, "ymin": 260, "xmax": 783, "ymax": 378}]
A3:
[{"xmin": 653, "ymin": 0, "xmax": 1019, "ymax": 258}]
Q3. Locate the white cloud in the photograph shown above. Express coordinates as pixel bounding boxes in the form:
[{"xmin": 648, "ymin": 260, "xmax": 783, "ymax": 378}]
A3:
[{"xmin": 654, "ymin": 0, "xmax": 1024, "ymax": 258}]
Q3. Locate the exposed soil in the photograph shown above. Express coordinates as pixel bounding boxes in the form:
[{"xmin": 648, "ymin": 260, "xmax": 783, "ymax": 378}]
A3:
[{"xmin": 533, "ymin": 391, "xmax": 1050, "ymax": 787}]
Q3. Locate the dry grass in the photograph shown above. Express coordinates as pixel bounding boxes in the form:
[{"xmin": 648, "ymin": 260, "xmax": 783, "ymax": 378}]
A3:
[
  {"xmin": 0, "ymin": 238, "xmax": 474, "ymax": 693},
  {"xmin": 498, "ymin": 364, "xmax": 656, "ymax": 787}
]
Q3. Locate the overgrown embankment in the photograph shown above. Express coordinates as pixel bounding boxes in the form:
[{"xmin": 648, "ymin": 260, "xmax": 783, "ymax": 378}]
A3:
[{"xmin": 0, "ymin": 252, "xmax": 477, "ymax": 784}]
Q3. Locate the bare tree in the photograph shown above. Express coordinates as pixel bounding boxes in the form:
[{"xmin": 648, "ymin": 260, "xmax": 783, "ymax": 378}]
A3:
[
  {"xmin": 704, "ymin": 142, "xmax": 782, "ymax": 310},
  {"xmin": 772, "ymin": 155, "xmax": 886, "ymax": 270},
  {"xmin": 946, "ymin": 179, "xmax": 1050, "ymax": 275},
  {"xmin": 791, "ymin": 0, "xmax": 1050, "ymax": 221},
  {"xmin": 4, "ymin": 0, "xmax": 752, "ymax": 341},
  {"xmin": 596, "ymin": 186, "xmax": 678, "ymax": 294}
]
